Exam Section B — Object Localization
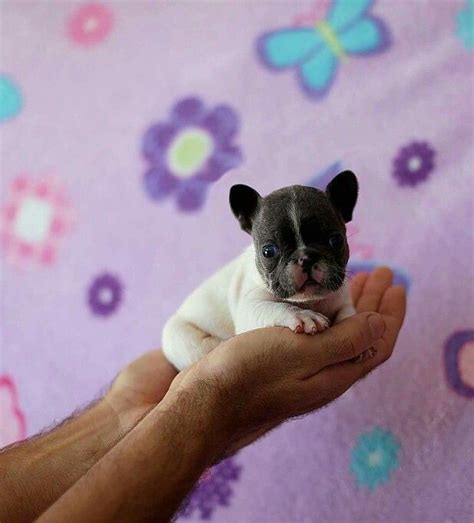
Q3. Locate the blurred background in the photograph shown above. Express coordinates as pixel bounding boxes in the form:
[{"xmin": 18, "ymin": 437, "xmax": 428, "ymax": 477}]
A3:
[{"xmin": 1, "ymin": 1, "xmax": 473, "ymax": 521}]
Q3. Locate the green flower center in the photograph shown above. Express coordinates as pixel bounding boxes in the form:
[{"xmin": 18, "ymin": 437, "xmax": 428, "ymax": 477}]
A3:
[
  {"xmin": 167, "ymin": 128, "xmax": 213, "ymax": 178},
  {"xmin": 368, "ymin": 450, "xmax": 383, "ymax": 467}
]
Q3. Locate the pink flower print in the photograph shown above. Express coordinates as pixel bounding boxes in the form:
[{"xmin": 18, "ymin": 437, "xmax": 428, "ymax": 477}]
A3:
[
  {"xmin": 0, "ymin": 375, "xmax": 26, "ymax": 448},
  {"xmin": 68, "ymin": 3, "xmax": 113, "ymax": 47},
  {"xmin": 0, "ymin": 175, "xmax": 74, "ymax": 268}
]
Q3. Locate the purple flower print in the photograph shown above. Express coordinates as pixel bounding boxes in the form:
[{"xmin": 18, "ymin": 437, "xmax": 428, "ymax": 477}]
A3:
[
  {"xmin": 142, "ymin": 97, "xmax": 243, "ymax": 212},
  {"xmin": 178, "ymin": 457, "xmax": 241, "ymax": 520},
  {"xmin": 444, "ymin": 330, "xmax": 474, "ymax": 398},
  {"xmin": 88, "ymin": 273, "xmax": 123, "ymax": 317},
  {"xmin": 392, "ymin": 141, "xmax": 436, "ymax": 187}
]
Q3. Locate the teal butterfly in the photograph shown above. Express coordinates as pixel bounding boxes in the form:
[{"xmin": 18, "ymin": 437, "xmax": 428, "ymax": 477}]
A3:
[{"xmin": 256, "ymin": 0, "xmax": 391, "ymax": 98}]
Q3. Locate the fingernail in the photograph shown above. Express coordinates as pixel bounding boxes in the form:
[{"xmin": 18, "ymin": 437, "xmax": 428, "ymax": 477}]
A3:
[{"xmin": 367, "ymin": 314, "xmax": 386, "ymax": 340}]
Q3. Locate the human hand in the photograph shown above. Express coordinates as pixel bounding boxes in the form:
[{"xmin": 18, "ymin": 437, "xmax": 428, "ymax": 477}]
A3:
[
  {"xmin": 105, "ymin": 350, "xmax": 178, "ymax": 432},
  {"xmin": 166, "ymin": 267, "xmax": 406, "ymax": 458},
  {"xmin": 105, "ymin": 267, "xmax": 405, "ymax": 447}
]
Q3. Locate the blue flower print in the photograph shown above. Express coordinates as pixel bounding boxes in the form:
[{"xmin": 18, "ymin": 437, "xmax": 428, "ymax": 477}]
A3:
[
  {"xmin": 456, "ymin": 0, "xmax": 474, "ymax": 48},
  {"xmin": 350, "ymin": 427, "xmax": 401, "ymax": 490},
  {"xmin": 0, "ymin": 75, "xmax": 23, "ymax": 122}
]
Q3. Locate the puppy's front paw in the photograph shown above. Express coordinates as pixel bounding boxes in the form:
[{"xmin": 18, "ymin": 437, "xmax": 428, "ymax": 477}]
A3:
[{"xmin": 285, "ymin": 309, "xmax": 330, "ymax": 335}]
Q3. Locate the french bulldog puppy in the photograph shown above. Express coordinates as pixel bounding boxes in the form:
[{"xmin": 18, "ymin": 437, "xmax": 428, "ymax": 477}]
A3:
[{"xmin": 163, "ymin": 171, "xmax": 359, "ymax": 371}]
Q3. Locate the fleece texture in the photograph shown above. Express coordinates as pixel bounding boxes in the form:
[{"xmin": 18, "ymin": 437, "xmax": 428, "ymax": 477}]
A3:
[{"xmin": 1, "ymin": 1, "xmax": 473, "ymax": 521}]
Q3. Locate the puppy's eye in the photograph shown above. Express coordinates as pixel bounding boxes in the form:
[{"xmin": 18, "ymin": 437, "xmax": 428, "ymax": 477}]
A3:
[
  {"xmin": 328, "ymin": 233, "xmax": 344, "ymax": 249},
  {"xmin": 262, "ymin": 243, "xmax": 280, "ymax": 258}
]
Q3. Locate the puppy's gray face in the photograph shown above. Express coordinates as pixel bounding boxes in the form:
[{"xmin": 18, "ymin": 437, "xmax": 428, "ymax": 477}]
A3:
[
  {"xmin": 230, "ymin": 171, "xmax": 358, "ymax": 302},
  {"xmin": 252, "ymin": 187, "xmax": 349, "ymax": 300}
]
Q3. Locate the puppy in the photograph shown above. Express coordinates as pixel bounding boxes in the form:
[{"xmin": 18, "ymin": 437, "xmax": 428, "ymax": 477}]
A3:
[{"xmin": 163, "ymin": 170, "xmax": 358, "ymax": 370}]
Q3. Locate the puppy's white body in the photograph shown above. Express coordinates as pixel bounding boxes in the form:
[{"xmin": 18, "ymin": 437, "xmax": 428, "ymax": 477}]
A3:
[{"xmin": 162, "ymin": 246, "xmax": 354, "ymax": 370}]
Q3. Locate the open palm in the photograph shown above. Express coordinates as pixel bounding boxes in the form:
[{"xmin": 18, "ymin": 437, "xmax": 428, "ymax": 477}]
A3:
[{"xmin": 106, "ymin": 267, "xmax": 405, "ymax": 432}]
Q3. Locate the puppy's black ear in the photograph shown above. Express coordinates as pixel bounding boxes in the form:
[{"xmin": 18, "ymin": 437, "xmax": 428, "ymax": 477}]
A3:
[
  {"xmin": 229, "ymin": 184, "xmax": 261, "ymax": 233},
  {"xmin": 326, "ymin": 170, "xmax": 358, "ymax": 223}
]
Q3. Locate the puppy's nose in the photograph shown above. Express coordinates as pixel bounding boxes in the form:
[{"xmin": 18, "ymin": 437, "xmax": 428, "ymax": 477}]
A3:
[
  {"xmin": 297, "ymin": 253, "xmax": 318, "ymax": 275},
  {"xmin": 296, "ymin": 248, "xmax": 318, "ymax": 265},
  {"xmin": 297, "ymin": 255, "xmax": 310, "ymax": 266}
]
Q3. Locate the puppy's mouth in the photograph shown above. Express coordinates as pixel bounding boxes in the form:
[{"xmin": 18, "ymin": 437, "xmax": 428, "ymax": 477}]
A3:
[
  {"xmin": 285, "ymin": 263, "xmax": 338, "ymax": 302},
  {"xmin": 286, "ymin": 279, "xmax": 327, "ymax": 303},
  {"xmin": 299, "ymin": 279, "xmax": 322, "ymax": 292},
  {"xmin": 269, "ymin": 261, "xmax": 346, "ymax": 302}
]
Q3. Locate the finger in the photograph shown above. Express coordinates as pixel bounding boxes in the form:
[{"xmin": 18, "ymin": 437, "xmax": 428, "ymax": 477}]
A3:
[
  {"xmin": 379, "ymin": 285, "xmax": 407, "ymax": 325},
  {"xmin": 301, "ymin": 312, "xmax": 387, "ymax": 372},
  {"xmin": 378, "ymin": 285, "xmax": 407, "ymax": 354},
  {"xmin": 351, "ymin": 272, "xmax": 369, "ymax": 306},
  {"xmin": 287, "ymin": 286, "xmax": 406, "ymax": 415},
  {"xmin": 304, "ymin": 346, "xmax": 389, "ymax": 405},
  {"xmin": 348, "ymin": 285, "xmax": 406, "ymax": 366},
  {"xmin": 305, "ymin": 314, "xmax": 401, "ymax": 408},
  {"xmin": 356, "ymin": 267, "xmax": 394, "ymax": 313}
]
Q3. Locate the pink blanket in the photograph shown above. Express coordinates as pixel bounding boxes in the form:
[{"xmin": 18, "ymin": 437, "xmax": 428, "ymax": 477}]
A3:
[{"xmin": 1, "ymin": 1, "xmax": 473, "ymax": 521}]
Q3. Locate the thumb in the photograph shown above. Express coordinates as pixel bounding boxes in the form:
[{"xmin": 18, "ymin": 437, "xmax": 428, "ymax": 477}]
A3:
[{"xmin": 316, "ymin": 312, "xmax": 386, "ymax": 368}]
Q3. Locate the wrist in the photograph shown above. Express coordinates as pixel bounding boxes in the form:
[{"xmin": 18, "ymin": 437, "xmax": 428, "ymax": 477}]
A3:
[
  {"xmin": 158, "ymin": 374, "xmax": 232, "ymax": 464},
  {"xmin": 84, "ymin": 399, "xmax": 127, "ymax": 452},
  {"xmin": 102, "ymin": 392, "xmax": 152, "ymax": 437}
]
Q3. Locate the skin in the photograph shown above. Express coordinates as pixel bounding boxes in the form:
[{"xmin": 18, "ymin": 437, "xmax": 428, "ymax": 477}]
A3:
[{"xmin": 0, "ymin": 268, "xmax": 406, "ymax": 523}]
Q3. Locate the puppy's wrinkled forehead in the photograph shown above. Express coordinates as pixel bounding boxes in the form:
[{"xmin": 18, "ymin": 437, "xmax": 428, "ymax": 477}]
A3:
[{"xmin": 253, "ymin": 186, "xmax": 343, "ymax": 244}]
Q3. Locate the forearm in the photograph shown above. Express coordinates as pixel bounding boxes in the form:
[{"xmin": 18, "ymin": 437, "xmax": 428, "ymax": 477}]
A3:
[
  {"xmin": 0, "ymin": 399, "xmax": 126, "ymax": 522},
  {"xmin": 39, "ymin": 382, "xmax": 225, "ymax": 523}
]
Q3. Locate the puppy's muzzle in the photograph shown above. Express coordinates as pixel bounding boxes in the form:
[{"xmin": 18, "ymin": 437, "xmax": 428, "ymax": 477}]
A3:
[{"xmin": 292, "ymin": 249, "xmax": 326, "ymax": 290}]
